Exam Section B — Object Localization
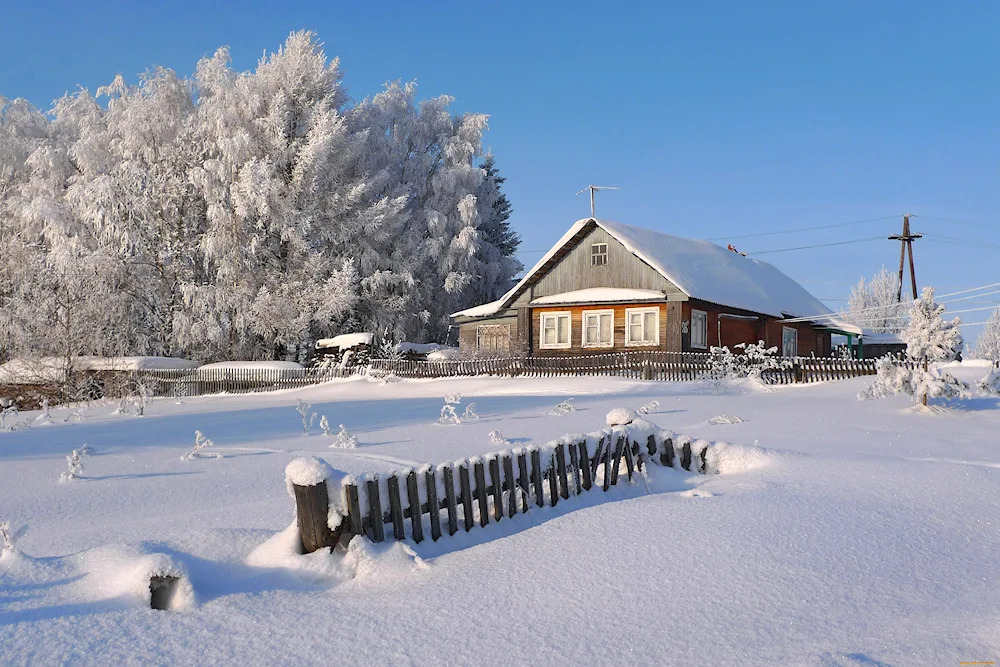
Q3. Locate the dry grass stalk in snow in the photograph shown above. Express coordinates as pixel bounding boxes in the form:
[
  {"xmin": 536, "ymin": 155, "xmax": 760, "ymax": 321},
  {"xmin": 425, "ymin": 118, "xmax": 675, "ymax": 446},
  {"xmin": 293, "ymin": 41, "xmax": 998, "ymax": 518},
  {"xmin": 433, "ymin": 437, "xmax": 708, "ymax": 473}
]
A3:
[{"xmin": 180, "ymin": 431, "xmax": 221, "ymax": 461}]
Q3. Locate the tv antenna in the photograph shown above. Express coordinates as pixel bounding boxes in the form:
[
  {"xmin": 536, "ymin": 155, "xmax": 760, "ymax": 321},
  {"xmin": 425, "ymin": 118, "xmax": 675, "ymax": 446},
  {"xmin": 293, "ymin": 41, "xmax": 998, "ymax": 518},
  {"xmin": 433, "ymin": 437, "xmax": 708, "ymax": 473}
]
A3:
[{"xmin": 576, "ymin": 185, "xmax": 619, "ymax": 218}]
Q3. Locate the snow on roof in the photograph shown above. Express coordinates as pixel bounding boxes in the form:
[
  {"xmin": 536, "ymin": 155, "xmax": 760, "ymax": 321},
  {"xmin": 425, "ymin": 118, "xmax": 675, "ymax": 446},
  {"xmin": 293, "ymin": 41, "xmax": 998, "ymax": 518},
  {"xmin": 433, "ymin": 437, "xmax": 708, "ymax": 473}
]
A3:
[
  {"xmin": 452, "ymin": 297, "xmax": 507, "ymax": 318},
  {"xmin": 861, "ymin": 332, "xmax": 905, "ymax": 343},
  {"xmin": 0, "ymin": 356, "xmax": 199, "ymax": 384},
  {"xmin": 530, "ymin": 288, "xmax": 666, "ymax": 306},
  {"xmin": 197, "ymin": 361, "xmax": 304, "ymax": 371},
  {"xmin": 453, "ymin": 218, "xmax": 836, "ymax": 324},
  {"xmin": 315, "ymin": 333, "xmax": 374, "ymax": 350}
]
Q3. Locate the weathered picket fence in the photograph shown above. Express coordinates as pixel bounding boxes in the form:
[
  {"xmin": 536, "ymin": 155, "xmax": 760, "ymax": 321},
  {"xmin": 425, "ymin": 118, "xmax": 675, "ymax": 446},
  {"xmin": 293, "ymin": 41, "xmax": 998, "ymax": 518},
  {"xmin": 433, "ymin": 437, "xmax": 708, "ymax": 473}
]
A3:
[
  {"xmin": 129, "ymin": 353, "xmax": 881, "ymax": 401},
  {"xmin": 288, "ymin": 420, "xmax": 712, "ymax": 553}
]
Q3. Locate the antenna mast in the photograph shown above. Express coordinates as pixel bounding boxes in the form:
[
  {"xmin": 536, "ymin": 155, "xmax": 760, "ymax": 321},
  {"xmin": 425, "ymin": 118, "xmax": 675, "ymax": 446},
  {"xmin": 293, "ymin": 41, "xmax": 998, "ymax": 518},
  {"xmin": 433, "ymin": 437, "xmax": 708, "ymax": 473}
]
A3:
[{"xmin": 576, "ymin": 185, "xmax": 619, "ymax": 218}]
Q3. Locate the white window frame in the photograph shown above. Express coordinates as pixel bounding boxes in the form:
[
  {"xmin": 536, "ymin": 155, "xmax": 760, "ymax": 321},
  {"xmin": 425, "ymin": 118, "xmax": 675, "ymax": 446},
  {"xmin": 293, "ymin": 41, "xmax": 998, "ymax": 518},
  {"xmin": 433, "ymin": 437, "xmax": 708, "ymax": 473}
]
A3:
[
  {"xmin": 690, "ymin": 309, "xmax": 708, "ymax": 349},
  {"xmin": 582, "ymin": 309, "xmax": 615, "ymax": 348},
  {"xmin": 539, "ymin": 311, "xmax": 572, "ymax": 349},
  {"xmin": 782, "ymin": 326, "xmax": 798, "ymax": 358},
  {"xmin": 625, "ymin": 307, "xmax": 659, "ymax": 347},
  {"xmin": 591, "ymin": 243, "xmax": 608, "ymax": 267}
]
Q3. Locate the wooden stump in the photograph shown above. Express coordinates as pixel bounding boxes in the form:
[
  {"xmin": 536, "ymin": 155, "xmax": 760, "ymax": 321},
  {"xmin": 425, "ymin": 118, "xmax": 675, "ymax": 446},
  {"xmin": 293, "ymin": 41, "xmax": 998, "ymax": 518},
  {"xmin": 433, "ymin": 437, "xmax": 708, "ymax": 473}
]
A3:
[
  {"xmin": 150, "ymin": 575, "xmax": 179, "ymax": 610},
  {"xmin": 292, "ymin": 480, "xmax": 345, "ymax": 553}
]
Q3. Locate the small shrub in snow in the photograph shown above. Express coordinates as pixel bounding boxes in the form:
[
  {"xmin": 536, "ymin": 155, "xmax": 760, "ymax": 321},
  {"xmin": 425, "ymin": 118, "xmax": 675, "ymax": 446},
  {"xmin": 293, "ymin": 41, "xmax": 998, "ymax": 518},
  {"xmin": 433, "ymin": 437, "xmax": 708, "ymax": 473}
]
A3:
[
  {"xmin": 59, "ymin": 447, "xmax": 89, "ymax": 482},
  {"xmin": 438, "ymin": 393, "xmax": 463, "ymax": 425},
  {"xmin": 637, "ymin": 400, "xmax": 660, "ymax": 415},
  {"xmin": 296, "ymin": 399, "xmax": 317, "ymax": 434},
  {"xmin": 462, "ymin": 402, "xmax": 479, "ymax": 421},
  {"xmin": 330, "ymin": 424, "xmax": 358, "ymax": 449},
  {"xmin": 708, "ymin": 414, "xmax": 745, "ymax": 425},
  {"xmin": 489, "ymin": 430, "xmax": 509, "ymax": 447},
  {"xmin": 549, "ymin": 398, "xmax": 576, "ymax": 416},
  {"xmin": 1, "ymin": 403, "xmax": 28, "ymax": 432},
  {"xmin": 180, "ymin": 430, "xmax": 221, "ymax": 461},
  {"xmin": 699, "ymin": 346, "xmax": 738, "ymax": 392},
  {"xmin": 1, "ymin": 521, "xmax": 13, "ymax": 554},
  {"xmin": 735, "ymin": 341, "xmax": 790, "ymax": 384},
  {"xmin": 320, "ymin": 415, "xmax": 331, "ymax": 436}
]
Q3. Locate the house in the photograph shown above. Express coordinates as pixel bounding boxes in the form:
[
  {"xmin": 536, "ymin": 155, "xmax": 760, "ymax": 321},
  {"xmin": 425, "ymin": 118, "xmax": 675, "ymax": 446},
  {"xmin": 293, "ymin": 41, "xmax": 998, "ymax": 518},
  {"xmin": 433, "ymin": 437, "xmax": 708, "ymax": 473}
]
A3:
[{"xmin": 452, "ymin": 218, "xmax": 858, "ymax": 357}]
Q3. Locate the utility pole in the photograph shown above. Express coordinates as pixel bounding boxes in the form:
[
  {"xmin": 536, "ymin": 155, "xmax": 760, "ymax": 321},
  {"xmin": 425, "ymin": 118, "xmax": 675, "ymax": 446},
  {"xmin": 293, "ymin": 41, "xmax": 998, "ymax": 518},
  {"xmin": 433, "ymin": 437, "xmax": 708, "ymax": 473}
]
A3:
[
  {"xmin": 888, "ymin": 213, "xmax": 922, "ymax": 301},
  {"xmin": 576, "ymin": 185, "xmax": 619, "ymax": 218}
]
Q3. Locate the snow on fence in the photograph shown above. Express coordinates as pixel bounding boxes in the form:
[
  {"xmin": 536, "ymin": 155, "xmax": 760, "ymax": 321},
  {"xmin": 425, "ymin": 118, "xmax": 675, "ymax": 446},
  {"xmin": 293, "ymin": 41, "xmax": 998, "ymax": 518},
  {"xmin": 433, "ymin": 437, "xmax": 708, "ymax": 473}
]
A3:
[
  {"xmin": 288, "ymin": 419, "xmax": 713, "ymax": 552},
  {"xmin": 366, "ymin": 351, "xmax": 880, "ymax": 384},
  {"xmin": 4, "ymin": 353, "xmax": 881, "ymax": 406}
]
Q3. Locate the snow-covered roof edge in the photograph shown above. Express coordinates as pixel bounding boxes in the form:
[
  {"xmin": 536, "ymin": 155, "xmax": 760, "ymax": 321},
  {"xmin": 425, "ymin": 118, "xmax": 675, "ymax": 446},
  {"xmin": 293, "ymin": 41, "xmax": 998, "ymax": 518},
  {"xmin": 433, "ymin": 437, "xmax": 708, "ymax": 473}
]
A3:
[{"xmin": 453, "ymin": 218, "xmax": 836, "ymax": 324}]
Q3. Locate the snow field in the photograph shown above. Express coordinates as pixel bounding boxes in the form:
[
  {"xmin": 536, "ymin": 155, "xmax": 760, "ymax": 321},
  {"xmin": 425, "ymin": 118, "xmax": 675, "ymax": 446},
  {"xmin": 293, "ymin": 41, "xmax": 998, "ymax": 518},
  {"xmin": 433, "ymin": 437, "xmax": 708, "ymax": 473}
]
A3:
[{"xmin": 0, "ymin": 372, "xmax": 998, "ymax": 664}]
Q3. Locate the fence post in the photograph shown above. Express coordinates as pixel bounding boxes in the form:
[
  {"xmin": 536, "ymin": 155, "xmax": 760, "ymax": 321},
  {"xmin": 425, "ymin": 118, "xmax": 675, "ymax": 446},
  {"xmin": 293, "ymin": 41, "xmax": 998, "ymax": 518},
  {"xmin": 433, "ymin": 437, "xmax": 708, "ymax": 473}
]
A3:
[{"xmin": 289, "ymin": 462, "xmax": 346, "ymax": 554}]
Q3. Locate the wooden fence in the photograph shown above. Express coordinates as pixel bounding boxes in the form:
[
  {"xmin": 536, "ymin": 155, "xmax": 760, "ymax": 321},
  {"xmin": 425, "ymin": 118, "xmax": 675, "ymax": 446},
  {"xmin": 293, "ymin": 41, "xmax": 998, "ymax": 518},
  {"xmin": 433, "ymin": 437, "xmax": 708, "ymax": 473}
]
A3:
[
  {"xmin": 105, "ymin": 352, "xmax": 882, "ymax": 401},
  {"xmin": 289, "ymin": 423, "xmax": 711, "ymax": 552}
]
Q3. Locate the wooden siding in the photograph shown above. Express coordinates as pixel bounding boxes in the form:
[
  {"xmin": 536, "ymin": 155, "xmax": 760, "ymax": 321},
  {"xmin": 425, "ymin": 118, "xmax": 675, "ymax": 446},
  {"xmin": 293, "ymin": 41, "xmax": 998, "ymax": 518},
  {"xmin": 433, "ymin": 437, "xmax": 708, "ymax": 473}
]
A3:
[
  {"xmin": 680, "ymin": 299, "xmax": 831, "ymax": 356},
  {"xmin": 531, "ymin": 303, "xmax": 673, "ymax": 356},
  {"xmin": 530, "ymin": 226, "xmax": 685, "ymax": 299},
  {"xmin": 459, "ymin": 316, "xmax": 518, "ymax": 354}
]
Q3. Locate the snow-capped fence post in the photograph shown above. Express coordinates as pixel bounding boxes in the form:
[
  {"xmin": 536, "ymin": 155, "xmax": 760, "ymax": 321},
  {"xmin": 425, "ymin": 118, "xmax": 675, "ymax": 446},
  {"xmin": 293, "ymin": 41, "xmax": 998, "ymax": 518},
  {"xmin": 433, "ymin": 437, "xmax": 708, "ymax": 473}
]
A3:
[{"xmin": 286, "ymin": 458, "xmax": 345, "ymax": 554}]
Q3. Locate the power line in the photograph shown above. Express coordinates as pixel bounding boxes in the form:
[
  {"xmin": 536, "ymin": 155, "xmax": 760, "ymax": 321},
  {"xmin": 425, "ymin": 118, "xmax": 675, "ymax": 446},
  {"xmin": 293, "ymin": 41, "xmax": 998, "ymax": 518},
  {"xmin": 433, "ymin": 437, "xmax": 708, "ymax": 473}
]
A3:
[
  {"xmin": 922, "ymin": 234, "xmax": 1000, "ymax": 251},
  {"xmin": 919, "ymin": 215, "xmax": 1000, "ymax": 232},
  {"xmin": 706, "ymin": 215, "xmax": 897, "ymax": 242},
  {"xmin": 746, "ymin": 236, "xmax": 886, "ymax": 255}
]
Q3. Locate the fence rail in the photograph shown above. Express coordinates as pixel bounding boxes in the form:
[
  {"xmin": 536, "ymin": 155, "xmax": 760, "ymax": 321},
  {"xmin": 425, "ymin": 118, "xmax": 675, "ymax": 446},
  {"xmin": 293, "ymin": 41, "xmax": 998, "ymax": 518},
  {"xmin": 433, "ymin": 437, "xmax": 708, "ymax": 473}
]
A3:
[
  {"xmin": 3, "ymin": 352, "xmax": 885, "ymax": 406},
  {"xmin": 289, "ymin": 421, "xmax": 711, "ymax": 552}
]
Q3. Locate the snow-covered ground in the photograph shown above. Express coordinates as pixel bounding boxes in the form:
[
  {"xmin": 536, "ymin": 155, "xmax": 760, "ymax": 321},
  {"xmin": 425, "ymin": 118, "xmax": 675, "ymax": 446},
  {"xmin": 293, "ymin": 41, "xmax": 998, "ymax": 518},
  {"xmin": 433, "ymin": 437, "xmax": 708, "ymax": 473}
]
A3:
[{"xmin": 2, "ymin": 368, "xmax": 999, "ymax": 665}]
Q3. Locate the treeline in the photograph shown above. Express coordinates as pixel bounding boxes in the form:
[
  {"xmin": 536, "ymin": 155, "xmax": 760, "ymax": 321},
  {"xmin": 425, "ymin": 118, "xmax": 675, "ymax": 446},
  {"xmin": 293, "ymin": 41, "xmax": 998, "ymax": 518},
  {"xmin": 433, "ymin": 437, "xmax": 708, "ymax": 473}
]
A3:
[{"xmin": 0, "ymin": 31, "xmax": 520, "ymax": 364}]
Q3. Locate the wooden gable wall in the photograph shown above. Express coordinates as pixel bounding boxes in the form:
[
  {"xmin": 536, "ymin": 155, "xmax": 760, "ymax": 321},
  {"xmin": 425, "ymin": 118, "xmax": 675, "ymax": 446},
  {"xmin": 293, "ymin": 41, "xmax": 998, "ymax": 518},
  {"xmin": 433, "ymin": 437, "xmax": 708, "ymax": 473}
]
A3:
[{"xmin": 513, "ymin": 224, "xmax": 686, "ymax": 305}]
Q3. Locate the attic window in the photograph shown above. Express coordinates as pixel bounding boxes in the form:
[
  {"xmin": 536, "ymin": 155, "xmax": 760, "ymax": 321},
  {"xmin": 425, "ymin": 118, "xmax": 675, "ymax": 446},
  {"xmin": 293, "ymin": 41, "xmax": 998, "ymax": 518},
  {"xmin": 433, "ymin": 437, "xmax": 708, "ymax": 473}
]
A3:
[{"xmin": 591, "ymin": 243, "xmax": 608, "ymax": 267}]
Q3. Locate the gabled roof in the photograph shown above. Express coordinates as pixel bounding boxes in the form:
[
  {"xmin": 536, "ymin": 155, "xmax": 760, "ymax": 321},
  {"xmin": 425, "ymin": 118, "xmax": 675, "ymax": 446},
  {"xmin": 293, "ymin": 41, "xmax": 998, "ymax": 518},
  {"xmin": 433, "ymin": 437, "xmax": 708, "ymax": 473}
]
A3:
[{"xmin": 453, "ymin": 218, "xmax": 838, "ymax": 325}]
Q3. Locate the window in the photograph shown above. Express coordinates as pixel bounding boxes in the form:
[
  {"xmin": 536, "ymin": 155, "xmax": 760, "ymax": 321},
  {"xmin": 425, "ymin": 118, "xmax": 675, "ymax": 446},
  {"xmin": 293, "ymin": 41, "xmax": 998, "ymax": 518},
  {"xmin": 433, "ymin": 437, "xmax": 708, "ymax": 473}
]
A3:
[
  {"xmin": 591, "ymin": 243, "xmax": 608, "ymax": 267},
  {"xmin": 582, "ymin": 309, "xmax": 614, "ymax": 347},
  {"xmin": 625, "ymin": 307, "xmax": 659, "ymax": 346},
  {"xmin": 477, "ymin": 324, "xmax": 510, "ymax": 354},
  {"xmin": 782, "ymin": 326, "xmax": 798, "ymax": 357},
  {"xmin": 540, "ymin": 311, "xmax": 571, "ymax": 349},
  {"xmin": 690, "ymin": 309, "xmax": 708, "ymax": 349}
]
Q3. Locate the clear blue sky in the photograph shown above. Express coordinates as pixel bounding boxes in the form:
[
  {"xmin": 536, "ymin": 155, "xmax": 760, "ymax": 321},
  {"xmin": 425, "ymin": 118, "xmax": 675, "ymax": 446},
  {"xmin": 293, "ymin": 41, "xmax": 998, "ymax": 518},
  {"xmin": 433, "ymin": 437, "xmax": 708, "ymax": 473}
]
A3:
[{"xmin": 3, "ymin": 1, "xmax": 998, "ymax": 342}]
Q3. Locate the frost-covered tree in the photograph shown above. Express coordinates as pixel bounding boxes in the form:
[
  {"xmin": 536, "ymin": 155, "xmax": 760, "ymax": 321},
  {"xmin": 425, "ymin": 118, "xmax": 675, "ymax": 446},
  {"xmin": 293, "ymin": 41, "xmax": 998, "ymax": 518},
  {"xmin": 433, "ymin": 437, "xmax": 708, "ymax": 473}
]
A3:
[
  {"xmin": 860, "ymin": 287, "xmax": 968, "ymax": 405},
  {"xmin": 973, "ymin": 307, "xmax": 1000, "ymax": 362},
  {"xmin": 846, "ymin": 267, "xmax": 906, "ymax": 334},
  {"xmin": 0, "ymin": 30, "xmax": 518, "ymax": 368}
]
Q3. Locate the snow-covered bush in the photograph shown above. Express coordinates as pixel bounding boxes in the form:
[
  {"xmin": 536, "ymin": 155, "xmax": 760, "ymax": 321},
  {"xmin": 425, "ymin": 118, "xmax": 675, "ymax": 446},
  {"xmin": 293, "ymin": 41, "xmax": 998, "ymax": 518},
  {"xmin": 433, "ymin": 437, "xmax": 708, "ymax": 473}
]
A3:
[
  {"xmin": 489, "ymin": 430, "xmax": 509, "ymax": 447},
  {"xmin": 296, "ymin": 399, "xmax": 317, "ymax": 434},
  {"xmin": 59, "ymin": 447, "xmax": 90, "ymax": 482},
  {"xmin": 860, "ymin": 287, "xmax": 968, "ymax": 405},
  {"xmin": 438, "ymin": 393, "xmax": 463, "ymax": 425},
  {"xmin": 699, "ymin": 346, "xmax": 737, "ymax": 393},
  {"xmin": 700, "ymin": 341, "xmax": 789, "ymax": 391},
  {"xmin": 330, "ymin": 424, "xmax": 358, "ymax": 449},
  {"xmin": 320, "ymin": 415, "xmax": 331, "ymax": 436},
  {"xmin": 180, "ymin": 430, "xmax": 221, "ymax": 461},
  {"xmin": 974, "ymin": 307, "xmax": 1000, "ymax": 362},
  {"xmin": 708, "ymin": 414, "xmax": 745, "ymax": 425},
  {"xmin": 549, "ymin": 398, "xmax": 576, "ymax": 416},
  {"xmin": 979, "ymin": 369, "xmax": 1000, "ymax": 396},
  {"xmin": 1, "ymin": 521, "xmax": 14, "ymax": 554},
  {"xmin": 637, "ymin": 400, "xmax": 660, "ymax": 415},
  {"xmin": 462, "ymin": 402, "xmax": 479, "ymax": 421}
]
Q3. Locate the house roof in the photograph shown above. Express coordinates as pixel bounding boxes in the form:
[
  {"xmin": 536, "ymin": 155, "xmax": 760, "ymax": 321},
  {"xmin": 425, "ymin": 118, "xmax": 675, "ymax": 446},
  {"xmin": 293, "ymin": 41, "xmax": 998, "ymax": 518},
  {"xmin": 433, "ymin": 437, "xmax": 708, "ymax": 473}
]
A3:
[
  {"xmin": 453, "ymin": 218, "xmax": 840, "ymax": 326},
  {"xmin": 529, "ymin": 288, "xmax": 667, "ymax": 306}
]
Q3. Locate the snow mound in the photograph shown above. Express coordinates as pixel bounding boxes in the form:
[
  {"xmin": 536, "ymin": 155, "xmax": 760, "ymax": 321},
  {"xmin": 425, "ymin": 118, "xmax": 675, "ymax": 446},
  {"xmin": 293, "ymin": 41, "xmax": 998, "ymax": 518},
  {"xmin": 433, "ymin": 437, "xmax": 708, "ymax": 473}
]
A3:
[
  {"xmin": 704, "ymin": 441, "xmax": 781, "ymax": 475},
  {"xmin": 341, "ymin": 537, "xmax": 429, "ymax": 580},
  {"xmin": 606, "ymin": 407, "xmax": 637, "ymax": 426},
  {"xmin": 78, "ymin": 545, "xmax": 194, "ymax": 610},
  {"xmin": 199, "ymin": 361, "xmax": 304, "ymax": 371},
  {"xmin": 285, "ymin": 457, "xmax": 335, "ymax": 495},
  {"xmin": 246, "ymin": 521, "xmax": 346, "ymax": 582},
  {"xmin": 708, "ymin": 414, "xmax": 746, "ymax": 425},
  {"xmin": 316, "ymin": 333, "xmax": 373, "ymax": 351}
]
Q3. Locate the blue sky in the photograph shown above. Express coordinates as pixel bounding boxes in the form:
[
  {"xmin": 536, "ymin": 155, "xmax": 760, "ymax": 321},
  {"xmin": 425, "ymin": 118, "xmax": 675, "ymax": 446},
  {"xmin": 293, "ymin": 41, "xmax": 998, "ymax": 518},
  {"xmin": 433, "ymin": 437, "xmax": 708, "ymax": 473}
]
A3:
[{"xmin": 3, "ymin": 1, "xmax": 999, "ymax": 342}]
